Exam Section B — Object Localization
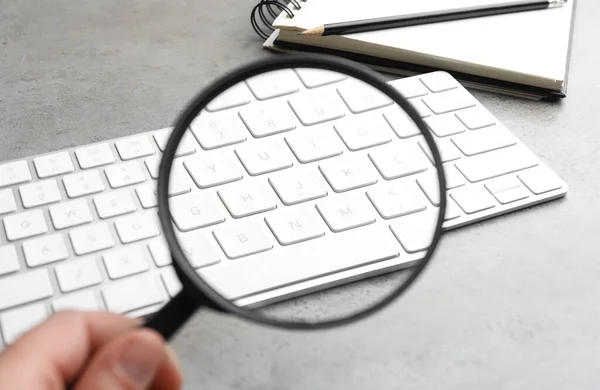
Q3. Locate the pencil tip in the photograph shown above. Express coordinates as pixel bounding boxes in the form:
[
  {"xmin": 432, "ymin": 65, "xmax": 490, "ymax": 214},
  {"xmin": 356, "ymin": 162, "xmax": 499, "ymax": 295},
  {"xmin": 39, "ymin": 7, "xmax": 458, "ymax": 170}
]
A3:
[{"xmin": 300, "ymin": 25, "xmax": 325, "ymax": 37}]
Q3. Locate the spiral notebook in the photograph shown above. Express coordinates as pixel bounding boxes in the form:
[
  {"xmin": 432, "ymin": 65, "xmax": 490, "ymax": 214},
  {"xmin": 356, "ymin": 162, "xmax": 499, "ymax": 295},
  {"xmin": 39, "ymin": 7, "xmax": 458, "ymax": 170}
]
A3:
[{"xmin": 254, "ymin": 0, "xmax": 577, "ymax": 100}]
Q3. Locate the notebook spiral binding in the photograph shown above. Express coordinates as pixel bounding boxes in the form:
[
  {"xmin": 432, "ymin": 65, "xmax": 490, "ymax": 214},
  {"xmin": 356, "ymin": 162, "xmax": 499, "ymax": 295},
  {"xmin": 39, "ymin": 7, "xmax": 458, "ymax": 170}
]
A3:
[{"xmin": 251, "ymin": 0, "xmax": 307, "ymax": 39}]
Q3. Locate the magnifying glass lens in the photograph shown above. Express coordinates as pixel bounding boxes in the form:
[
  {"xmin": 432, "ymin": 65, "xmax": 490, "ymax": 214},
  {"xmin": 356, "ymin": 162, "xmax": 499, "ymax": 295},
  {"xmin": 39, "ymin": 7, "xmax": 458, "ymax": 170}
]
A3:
[{"xmin": 162, "ymin": 63, "xmax": 444, "ymax": 326}]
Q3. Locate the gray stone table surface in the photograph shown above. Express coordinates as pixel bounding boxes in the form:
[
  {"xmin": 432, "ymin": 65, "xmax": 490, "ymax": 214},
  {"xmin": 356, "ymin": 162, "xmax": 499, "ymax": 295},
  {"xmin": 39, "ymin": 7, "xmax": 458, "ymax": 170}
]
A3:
[{"xmin": 2, "ymin": 0, "xmax": 599, "ymax": 389}]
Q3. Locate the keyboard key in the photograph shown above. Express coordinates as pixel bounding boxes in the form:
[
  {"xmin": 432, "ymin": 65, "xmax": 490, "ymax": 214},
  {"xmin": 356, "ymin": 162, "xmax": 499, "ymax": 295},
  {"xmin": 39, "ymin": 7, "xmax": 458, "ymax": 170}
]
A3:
[
  {"xmin": 0, "ymin": 269, "xmax": 53, "ymax": 311},
  {"xmin": 69, "ymin": 223, "xmax": 115, "ymax": 255},
  {"xmin": 217, "ymin": 180, "xmax": 277, "ymax": 218},
  {"xmin": 135, "ymin": 184, "xmax": 158, "ymax": 209},
  {"xmin": 408, "ymin": 99, "xmax": 432, "ymax": 118},
  {"xmin": 4, "ymin": 210, "xmax": 48, "ymax": 241},
  {"xmin": 245, "ymin": 69, "xmax": 301, "ymax": 100},
  {"xmin": 334, "ymin": 114, "xmax": 393, "ymax": 151},
  {"xmin": 94, "ymin": 189, "xmax": 137, "ymax": 219},
  {"xmin": 190, "ymin": 112, "xmax": 248, "ymax": 150},
  {"xmin": 417, "ymin": 169, "xmax": 464, "ymax": 207},
  {"xmin": 144, "ymin": 156, "xmax": 161, "ymax": 179},
  {"xmin": 420, "ymin": 72, "xmax": 458, "ymax": 93},
  {"xmin": 153, "ymin": 128, "xmax": 197, "ymax": 157},
  {"xmin": 368, "ymin": 143, "xmax": 429, "ymax": 180},
  {"xmin": 75, "ymin": 143, "xmax": 115, "ymax": 169},
  {"xmin": 19, "ymin": 179, "xmax": 62, "ymax": 208},
  {"xmin": 422, "ymin": 89, "xmax": 476, "ymax": 114},
  {"xmin": 115, "ymin": 135, "xmax": 155, "ymax": 160},
  {"xmin": 239, "ymin": 101, "xmax": 297, "ymax": 138},
  {"xmin": 103, "ymin": 246, "xmax": 150, "ymax": 279},
  {"xmin": 0, "ymin": 161, "xmax": 32, "ymax": 188},
  {"xmin": 235, "ymin": 139, "xmax": 294, "ymax": 176},
  {"xmin": 52, "ymin": 290, "xmax": 103, "ymax": 312},
  {"xmin": 288, "ymin": 89, "xmax": 346, "ymax": 126},
  {"xmin": 183, "ymin": 152, "xmax": 243, "ymax": 189},
  {"xmin": 102, "ymin": 274, "xmax": 166, "ymax": 314},
  {"xmin": 456, "ymin": 106, "xmax": 496, "ymax": 129},
  {"xmin": 383, "ymin": 107, "xmax": 422, "ymax": 138},
  {"xmin": 22, "ymin": 233, "xmax": 69, "ymax": 267},
  {"xmin": 389, "ymin": 209, "xmax": 438, "ymax": 254},
  {"xmin": 148, "ymin": 239, "xmax": 171, "ymax": 267},
  {"xmin": 485, "ymin": 176, "xmax": 530, "ymax": 204},
  {"xmin": 49, "ymin": 199, "xmax": 94, "ymax": 229},
  {"xmin": 269, "ymin": 170, "xmax": 328, "ymax": 205},
  {"xmin": 161, "ymin": 267, "xmax": 183, "ymax": 297},
  {"xmin": 145, "ymin": 165, "xmax": 190, "ymax": 195},
  {"xmin": 456, "ymin": 146, "xmax": 538, "ymax": 183},
  {"xmin": 34, "ymin": 152, "xmax": 74, "ymax": 178},
  {"xmin": 200, "ymin": 224, "xmax": 399, "ymax": 300},
  {"xmin": 367, "ymin": 182, "xmax": 427, "ymax": 219},
  {"xmin": 452, "ymin": 126, "xmax": 515, "ymax": 156},
  {"xmin": 319, "ymin": 155, "xmax": 379, "ymax": 193},
  {"xmin": 265, "ymin": 205, "xmax": 326, "ymax": 245},
  {"xmin": 0, "ymin": 189, "xmax": 17, "ymax": 215},
  {"xmin": 294, "ymin": 68, "xmax": 347, "ymax": 88},
  {"xmin": 419, "ymin": 139, "xmax": 461, "ymax": 164},
  {"xmin": 444, "ymin": 197, "xmax": 462, "ymax": 221},
  {"xmin": 450, "ymin": 185, "xmax": 497, "ymax": 214},
  {"xmin": 424, "ymin": 113, "xmax": 466, "ymax": 137},
  {"xmin": 63, "ymin": 171, "xmax": 104, "ymax": 199},
  {"xmin": 316, "ymin": 192, "xmax": 376, "ymax": 232},
  {"xmin": 0, "ymin": 304, "xmax": 48, "ymax": 344},
  {"xmin": 0, "ymin": 245, "xmax": 20, "ymax": 276},
  {"xmin": 206, "ymin": 82, "xmax": 252, "ymax": 112},
  {"xmin": 337, "ymin": 80, "xmax": 393, "ymax": 113},
  {"xmin": 114, "ymin": 213, "xmax": 159, "ymax": 244},
  {"xmin": 170, "ymin": 192, "xmax": 225, "ymax": 232},
  {"xmin": 105, "ymin": 162, "xmax": 146, "ymax": 188},
  {"xmin": 284, "ymin": 125, "xmax": 344, "ymax": 163},
  {"xmin": 518, "ymin": 167, "xmax": 564, "ymax": 195},
  {"xmin": 389, "ymin": 77, "xmax": 429, "ymax": 99},
  {"xmin": 55, "ymin": 257, "xmax": 103, "ymax": 292},
  {"xmin": 213, "ymin": 218, "xmax": 273, "ymax": 259},
  {"xmin": 178, "ymin": 232, "xmax": 221, "ymax": 268}
]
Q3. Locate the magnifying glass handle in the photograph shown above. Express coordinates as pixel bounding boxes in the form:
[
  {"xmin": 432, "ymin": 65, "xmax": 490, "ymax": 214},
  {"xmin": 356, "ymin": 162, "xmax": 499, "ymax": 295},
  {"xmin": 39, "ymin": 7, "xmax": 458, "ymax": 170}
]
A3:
[{"xmin": 145, "ymin": 291, "xmax": 199, "ymax": 340}]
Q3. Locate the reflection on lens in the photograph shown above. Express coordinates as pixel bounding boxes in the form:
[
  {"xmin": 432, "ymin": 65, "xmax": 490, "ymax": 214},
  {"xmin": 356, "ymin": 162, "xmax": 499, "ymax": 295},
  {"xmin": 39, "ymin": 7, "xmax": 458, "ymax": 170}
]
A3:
[{"xmin": 164, "ymin": 66, "xmax": 443, "ymax": 325}]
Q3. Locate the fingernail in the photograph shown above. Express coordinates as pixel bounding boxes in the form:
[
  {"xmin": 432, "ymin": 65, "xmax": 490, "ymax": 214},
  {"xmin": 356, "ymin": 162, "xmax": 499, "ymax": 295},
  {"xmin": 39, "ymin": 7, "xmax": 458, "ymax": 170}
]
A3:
[{"xmin": 115, "ymin": 332, "xmax": 162, "ymax": 387}]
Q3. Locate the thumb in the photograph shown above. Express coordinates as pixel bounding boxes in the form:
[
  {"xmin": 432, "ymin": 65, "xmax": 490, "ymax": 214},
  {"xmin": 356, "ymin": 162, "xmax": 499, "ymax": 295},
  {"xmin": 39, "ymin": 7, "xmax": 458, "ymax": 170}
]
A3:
[{"xmin": 73, "ymin": 329, "xmax": 166, "ymax": 390}]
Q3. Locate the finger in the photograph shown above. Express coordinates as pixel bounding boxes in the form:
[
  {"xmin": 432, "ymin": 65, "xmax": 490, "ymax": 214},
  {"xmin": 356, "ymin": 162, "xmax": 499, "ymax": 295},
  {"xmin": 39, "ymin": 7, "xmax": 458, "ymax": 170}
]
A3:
[
  {"xmin": 0, "ymin": 311, "xmax": 141, "ymax": 390},
  {"xmin": 151, "ymin": 345, "xmax": 183, "ymax": 390},
  {"xmin": 72, "ymin": 328, "xmax": 168, "ymax": 390}
]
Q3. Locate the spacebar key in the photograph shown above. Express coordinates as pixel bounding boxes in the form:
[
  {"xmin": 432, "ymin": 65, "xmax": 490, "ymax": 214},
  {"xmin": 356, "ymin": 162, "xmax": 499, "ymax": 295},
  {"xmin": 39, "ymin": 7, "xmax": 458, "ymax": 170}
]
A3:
[
  {"xmin": 0, "ymin": 269, "xmax": 53, "ymax": 311},
  {"xmin": 102, "ymin": 274, "xmax": 166, "ymax": 314},
  {"xmin": 199, "ymin": 225, "xmax": 401, "ymax": 300}
]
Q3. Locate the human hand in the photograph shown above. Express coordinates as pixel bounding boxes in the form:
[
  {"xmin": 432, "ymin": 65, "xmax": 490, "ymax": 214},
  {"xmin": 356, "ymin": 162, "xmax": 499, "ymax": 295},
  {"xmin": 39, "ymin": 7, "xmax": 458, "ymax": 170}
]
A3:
[{"xmin": 0, "ymin": 311, "xmax": 183, "ymax": 390}]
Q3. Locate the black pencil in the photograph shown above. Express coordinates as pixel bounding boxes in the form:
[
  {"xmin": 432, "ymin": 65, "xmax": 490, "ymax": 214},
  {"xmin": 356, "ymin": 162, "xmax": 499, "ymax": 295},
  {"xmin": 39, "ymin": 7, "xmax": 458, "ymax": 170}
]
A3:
[{"xmin": 300, "ymin": 0, "xmax": 567, "ymax": 37}]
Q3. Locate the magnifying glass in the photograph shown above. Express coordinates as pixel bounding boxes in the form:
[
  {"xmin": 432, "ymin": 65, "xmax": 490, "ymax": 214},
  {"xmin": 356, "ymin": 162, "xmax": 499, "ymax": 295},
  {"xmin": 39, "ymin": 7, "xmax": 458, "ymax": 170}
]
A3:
[{"xmin": 145, "ymin": 53, "xmax": 447, "ymax": 339}]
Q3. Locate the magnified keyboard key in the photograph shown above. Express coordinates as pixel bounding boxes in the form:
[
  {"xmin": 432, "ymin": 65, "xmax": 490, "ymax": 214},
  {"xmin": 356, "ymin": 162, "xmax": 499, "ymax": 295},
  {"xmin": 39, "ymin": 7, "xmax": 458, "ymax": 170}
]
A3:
[
  {"xmin": 284, "ymin": 125, "xmax": 344, "ymax": 163},
  {"xmin": 424, "ymin": 113, "xmax": 466, "ymax": 137},
  {"xmin": 170, "ymin": 192, "xmax": 225, "ymax": 232},
  {"xmin": 0, "ymin": 304, "xmax": 48, "ymax": 344},
  {"xmin": 213, "ymin": 218, "xmax": 273, "ymax": 259},
  {"xmin": 0, "ymin": 161, "xmax": 32, "ymax": 188},
  {"xmin": 245, "ymin": 69, "xmax": 301, "ymax": 100},
  {"xmin": 269, "ymin": 170, "xmax": 328, "ymax": 206},
  {"xmin": 191, "ymin": 111, "xmax": 248, "ymax": 150},
  {"xmin": 105, "ymin": 162, "xmax": 146, "ymax": 188},
  {"xmin": 4, "ymin": 209, "xmax": 48, "ymax": 241},
  {"xmin": 206, "ymin": 82, "xmax": 252, "ymax": 112},
  {"xmin": 0, "ymin": 269, "xmax": 53, "ymax": 311},
  {"xmin": 53, "ymin": 290, "xmax": 103, "ymax": 312},
  {"xmin": 383, "ymin": 106, "xmax": 422, "ymax": 138},
  {"xmin": 450, "ymin": 185, "xmax": 497, "ymax": 214},
  {"xmin": 294, "ymin": 68, "xmax": 347, "ymax": 88},
  {"xmin": 69, "ymin": 223, "xmax": 115, "ymax": 255},
  {"xmin": 19, "ymin": 179, "xmax": 62, "ymax": 208},
  {"xmin": 0, "ymin": 245, "xmax": 20, "ymax": 276},
  {"xmin": 235, "ymin": 139, "xmax": 294, "ymax": 176},
  {"xmin": 55, "ymin": 256, "xmax": 102, "ymax": 292},
  {"xmin": 456, "ymin": 106, "xmax": 496, "ymax": 129},
  {"xmin": 319, "ymin": 155, "xmax": 379, "ymax": 193},
  {"xmin": 420, "ymin": 72, "xmax": 458, "ymax": 93},
  {"xmin": 337, "ymin": 80, "xmax": 393, "ymax": 113},
  {"xmin": 368, "ymin": 143, "xmax": 429, "ymax": 180},
  {"xmin": 115, "ymin": 135, "xmax": 155, "ymax": 161},
  {"xmin": 422, "ymin": 89, "xmax": 476, "ymax": 114},
  {"xmin": 75, "ymin": 144, "xmax": 115, "ymax": 169},
  {"xmin": 265, "ymin": 205, "xmax": 326, "ymax": 245},
  {"xmin": 316, "ymin": 192, "xmax": 376, "ymax": 232},
  {"xmin": 518, "ymin": 167, "xmax": 563, "ymax": 195},
  {"xmin": 0, "ymin": 189, "xmax": 17, "ymax": 215},
  {"xmin": 485, "ymin": 176, "xmax": 530, "ymax": 204},
  {"xmin": 184, "ymin": 152, "xmax": 243, "ymax": 189},
  {"xmin": 389, "ymin": 209, "xmax": 438, "ymax": 254},
  {"xmin": 34, "ymin": 152, "xmax": 74, "ymax": 178},
  {"xmin": 288, "ymin": 89, "xmax": 346, "ymax": 126},
  {"xmin": 456, "ymin": 146, "xmax": 538, "ymax": 183},
  {"xmin": 102, "ymin": 274, "xmax": 166, "ymax": 314},
  {"xmin": 452, "ymin": 126, "xmax": 515, "ymax": 156},
  {"xmin": 217, "ymin": 180, "xmax": 277, "ymax": 218},
  {"xmin": 334, "ymin": 114, "xmax": 393, "ymax": 151},
  {"xmin": 239, "ymin": 101, "xmax": 297, "ymax": 138},
  {"xmin": 23, "ymin": 233, "xmax": 69, "ymax": 267},
  {"xmin": 63, "ymin": 170, "xmax": 105, "ymax": 198},
  {"xmin": 408, "ymin": 99, "xmax": 431, "ymax": 118},
  {"xmin": 55, "ymin": 256, "xmax": 103, "ymax": 292}
]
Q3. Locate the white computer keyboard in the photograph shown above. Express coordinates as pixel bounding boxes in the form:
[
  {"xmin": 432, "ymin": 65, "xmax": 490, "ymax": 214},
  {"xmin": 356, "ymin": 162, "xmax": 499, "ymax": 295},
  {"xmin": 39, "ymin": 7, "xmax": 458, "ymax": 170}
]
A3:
[{"xmin": 0, "ymin": 70, "xmax": 567, "ymax": 346}]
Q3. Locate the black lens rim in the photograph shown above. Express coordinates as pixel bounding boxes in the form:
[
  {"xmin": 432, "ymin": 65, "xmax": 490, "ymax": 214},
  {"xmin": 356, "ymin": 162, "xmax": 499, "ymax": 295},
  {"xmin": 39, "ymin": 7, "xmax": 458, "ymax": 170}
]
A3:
[{"xmin": 157, "ymin": 53, "xmax": 447, "ymax": 330}]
